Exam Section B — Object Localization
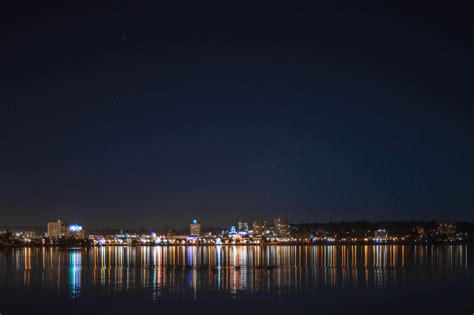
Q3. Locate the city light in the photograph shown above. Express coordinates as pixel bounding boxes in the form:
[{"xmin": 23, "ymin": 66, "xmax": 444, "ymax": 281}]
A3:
[
  {"xmin": 68, "ymin": 224, "xmax": 82, "ymax": 233},
  {"xmin": 1, "ymin": 218, "xmax": 468, "ymax": 248}
]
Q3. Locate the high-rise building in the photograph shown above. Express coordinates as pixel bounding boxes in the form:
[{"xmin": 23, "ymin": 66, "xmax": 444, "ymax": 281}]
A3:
[
  {"xmin": 190, "ymin": 219, "xmax": 201, "ymax": 237},
  {"xmin": 238, "ymin": 221, "xmax": 249, "ymax": 232},
  {"xmin": 252, "ymin": 220, "xmax": 266, "ymax": 238},
  {"xmin": 47, "ymin": 220, "xmax": 67, "ymax": 238},
  {"xmin": 274, "ymin": 216, "xmax": 288, "ymax": 237}
]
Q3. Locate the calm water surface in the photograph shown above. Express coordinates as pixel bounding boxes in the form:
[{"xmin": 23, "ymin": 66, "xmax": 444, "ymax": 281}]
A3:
[{"xmin": 0, "ymin": 245, "xmax": 473, "ymax": 314}]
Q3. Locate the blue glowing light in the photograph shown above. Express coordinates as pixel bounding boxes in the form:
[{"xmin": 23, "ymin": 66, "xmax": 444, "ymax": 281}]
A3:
[
  {"xmin": 68, "ymin": 224, "xmax": 82, "ymax": 233},
  {"xmin": 192, "ymin": 219, "xmax": 197, "ymax": 224}
]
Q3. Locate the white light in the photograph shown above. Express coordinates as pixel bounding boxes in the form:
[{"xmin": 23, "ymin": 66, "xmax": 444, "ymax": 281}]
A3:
[{"xmin": 68, "ymin": 224, "xmax": 82, "ymax": 233}]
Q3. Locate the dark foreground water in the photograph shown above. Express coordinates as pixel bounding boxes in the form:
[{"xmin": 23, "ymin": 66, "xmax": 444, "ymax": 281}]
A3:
[{"xmin": 0, "ymin": 245, "xmax": 473, "ymax": 315}]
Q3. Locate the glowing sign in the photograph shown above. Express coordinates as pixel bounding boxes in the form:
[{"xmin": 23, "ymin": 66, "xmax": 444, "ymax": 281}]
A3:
[{"xmin": 68, "ymin": 224, "xmax": 82, "ymax": 233}]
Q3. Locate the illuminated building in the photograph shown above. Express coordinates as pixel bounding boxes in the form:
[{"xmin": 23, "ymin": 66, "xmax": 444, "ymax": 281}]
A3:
[
  {"xmin": 274, "ymin": 216, "xmax": 289, "ymax": 237},
  {"xmin": 167, "ymin": 234, "xmax": 188, "ymax": 244},
  {"xmin": 238, "ymin": 221, "xmax": 249, "ymax": 232},
  {"xmin": 47, "ymin": 220, "xmax": 67, "ymax": 238},
  {"xmin": 374, "ymin": 229, "xmax": 389, "ymax": 241},
  {"xmin": 252, "ymin": 220, "xmax": 266, "ymax": 238},
  {"xmin": 437, "ymin": 222, "xmax": 456, "ymax": 235},
  {"xmin": 67, "ymin": 224, "xmax": 85, "ymax": 239},
  {"xmin": 190, "ymin": 219, "xmax": 201, "ymax": 236}
]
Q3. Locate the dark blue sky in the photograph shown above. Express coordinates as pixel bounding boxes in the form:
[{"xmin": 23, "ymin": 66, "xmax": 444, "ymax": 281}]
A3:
[{"xmin": 1, "ymin": 1, "xmax": 473, "ymax": 228}]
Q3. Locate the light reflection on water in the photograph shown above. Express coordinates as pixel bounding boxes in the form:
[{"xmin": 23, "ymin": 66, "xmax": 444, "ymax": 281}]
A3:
[{"xmin": 0, "ymin": 245, "xmax": 470, "ymax": 299}]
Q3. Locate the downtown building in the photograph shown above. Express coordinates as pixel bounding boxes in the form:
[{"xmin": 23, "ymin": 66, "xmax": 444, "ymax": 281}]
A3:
[
  {"xmin": 274, "ymin": 216, "xmax": 289, "ymax": 237},
  {"xmin": 238, "ymin": 221, "xmax": 249, "ymax": 232},
  {"xmin": 252, "ymin": 220, "xmax": 266, "ymax": 238},
  {"xmin": 190, "ymin": 219, "xmax": 201, "ymax": 237},
  {"xmin": 66, "ymin": 224, "xmax": 85, "ymax": 239},
  {"xmin": 47, "ymin": 220, "xmax": 67, "ymax": 238}
]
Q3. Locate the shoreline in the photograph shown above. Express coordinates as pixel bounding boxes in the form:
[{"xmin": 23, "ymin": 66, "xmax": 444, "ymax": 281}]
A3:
[{"xmin": 1, "ymin": 241, "xmax": 472, "ymax": 249}]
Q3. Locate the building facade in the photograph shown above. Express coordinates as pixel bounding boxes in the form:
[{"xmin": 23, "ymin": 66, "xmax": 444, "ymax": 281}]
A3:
[
  {"xmin": 47, "ymin": 220, "xmax": 67, "ymax": 238},
  {"xmin": 274, "ymin": 217, "xmax": 289, "ymax": 237},
  {"xmin": 238, "ymin": 221, "xmax": 249, "ymax": 232},
  {"xmin": 190, "ymin": 219, "xmax": 201, "ymax": 236},
  {"xmin": 66, "ymin": 224, "xmax": 85, "ymax": 238},
  {"xmin": 252, "ymin": 220, "xmax": 266, "ymax": 238}
]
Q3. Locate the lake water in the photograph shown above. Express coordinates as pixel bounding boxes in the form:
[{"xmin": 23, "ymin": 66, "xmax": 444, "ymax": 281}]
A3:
[{"xmin": 0, "ymin": 245, "xmax": 472, "ymax": 314}]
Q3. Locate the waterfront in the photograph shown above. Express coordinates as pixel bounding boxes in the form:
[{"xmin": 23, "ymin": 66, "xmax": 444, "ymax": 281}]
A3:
[{"xmin": 0, "ymin": 245, "xmax": 473, "ymax": 314}]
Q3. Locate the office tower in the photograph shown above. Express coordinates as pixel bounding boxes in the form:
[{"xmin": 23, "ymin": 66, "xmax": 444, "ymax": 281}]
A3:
[
  {"xmin": 47, "ymin": 220, "xmax": 67, "ymax": 238},
  {"xmin": 274, "ymin": 216, "xmax": 289, "ymax": 237},
  {"xmin": 238, "ymin": 221, "xmax": 249, "ymax": 232},
  {"xmin": 190, "ymin": 219, "xmax": 201, "ymax": 237},
  {"xmin": 252, "ymin": 220, "xmax": 266, "ymax": 238}
]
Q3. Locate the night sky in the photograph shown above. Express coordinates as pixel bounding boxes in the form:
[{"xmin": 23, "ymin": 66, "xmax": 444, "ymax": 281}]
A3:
[{"xmin": 1, "ymin": 1, "xmax": 473, "ymax": 228}]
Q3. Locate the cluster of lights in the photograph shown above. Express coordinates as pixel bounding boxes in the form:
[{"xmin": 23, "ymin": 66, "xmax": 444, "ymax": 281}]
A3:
[{"xmin": 68, "ymin": 224, "xmax": 82, "ymax": 233}]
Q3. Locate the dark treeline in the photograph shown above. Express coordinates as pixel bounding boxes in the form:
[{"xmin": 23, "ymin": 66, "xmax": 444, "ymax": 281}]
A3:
[{"xmin": 290, "ymin": 221, "xmax": 474, "ymax": 237}]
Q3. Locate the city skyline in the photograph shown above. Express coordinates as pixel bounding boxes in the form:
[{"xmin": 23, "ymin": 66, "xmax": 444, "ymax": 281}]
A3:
[
  {"xmin": 1, "ymin": 2, "xmax": 474, "ymax": 313},
  {"xmin": 0, "ymin": 217, "xmax": 469, "ymax": 248},
  {"xmin": 2, "ymin": 211, "xmax": 473, "ymax": 231}
]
